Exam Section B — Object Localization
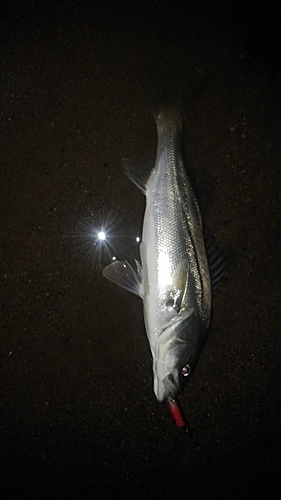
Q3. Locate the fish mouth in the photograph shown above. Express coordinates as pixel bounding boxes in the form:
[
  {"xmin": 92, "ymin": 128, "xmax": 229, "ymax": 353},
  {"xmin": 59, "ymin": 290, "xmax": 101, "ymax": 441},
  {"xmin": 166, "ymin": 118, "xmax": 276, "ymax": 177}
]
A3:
[
  {"xmin": 164, "ymin": 372, "xmax": 179, "ymax": 398},
  {"xmin": 154, "ymin": 371, "xmax": 180, "ymax": 403}
]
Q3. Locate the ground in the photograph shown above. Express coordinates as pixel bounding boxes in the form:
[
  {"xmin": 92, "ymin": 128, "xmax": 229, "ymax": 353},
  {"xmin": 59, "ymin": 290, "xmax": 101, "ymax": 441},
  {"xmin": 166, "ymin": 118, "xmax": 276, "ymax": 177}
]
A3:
[{"xmin": 1, "ymin": 1, "xmax": 281, "ymax": 499}]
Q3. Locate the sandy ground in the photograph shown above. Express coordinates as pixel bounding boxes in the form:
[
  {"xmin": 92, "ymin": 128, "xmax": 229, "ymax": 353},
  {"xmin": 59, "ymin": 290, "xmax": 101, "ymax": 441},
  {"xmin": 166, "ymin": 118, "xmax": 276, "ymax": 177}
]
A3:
[{"xmin": 1, "ymin": 1, "xmax": 281, "ymax": 499}]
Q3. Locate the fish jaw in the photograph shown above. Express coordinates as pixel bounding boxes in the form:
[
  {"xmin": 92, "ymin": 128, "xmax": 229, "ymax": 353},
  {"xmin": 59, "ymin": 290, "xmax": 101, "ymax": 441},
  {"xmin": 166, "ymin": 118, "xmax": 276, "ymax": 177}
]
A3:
[
  {"xmin": 154, "ymin": 367, "xmax": 180, "ymax": 403},
  {"xmin": 150, "ymin": 308, "xmax": 207, "ymax": 403},
  {"xmin": 152, "ymin": 340, "xmax": 202, "ymax": 403}
]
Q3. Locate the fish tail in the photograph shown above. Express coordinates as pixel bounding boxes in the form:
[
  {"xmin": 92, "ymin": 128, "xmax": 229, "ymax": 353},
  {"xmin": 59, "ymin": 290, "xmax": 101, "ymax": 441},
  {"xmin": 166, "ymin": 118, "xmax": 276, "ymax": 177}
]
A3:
[
  {"xmin": 153, "ymin": 105, "xmax": 183, "ymax": 135},
  {"xmin": 138, "ymin": 66, "xmax": 184, "ymax": 131}
]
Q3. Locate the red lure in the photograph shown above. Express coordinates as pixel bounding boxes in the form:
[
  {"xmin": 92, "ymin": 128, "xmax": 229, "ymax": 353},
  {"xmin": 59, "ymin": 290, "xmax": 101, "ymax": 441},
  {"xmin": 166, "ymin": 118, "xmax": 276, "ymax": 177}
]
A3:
[{"xmin": 167, "ymin": 397, "xmax": 186, "ymax": 428}]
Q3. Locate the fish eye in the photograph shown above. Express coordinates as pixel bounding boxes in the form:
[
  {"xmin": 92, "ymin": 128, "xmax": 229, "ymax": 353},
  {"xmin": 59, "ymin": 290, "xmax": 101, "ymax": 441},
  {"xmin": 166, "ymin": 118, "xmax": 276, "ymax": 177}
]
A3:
[{"xmin": 181, "ymin": 364, "xmax": 191, "ymax": 377}]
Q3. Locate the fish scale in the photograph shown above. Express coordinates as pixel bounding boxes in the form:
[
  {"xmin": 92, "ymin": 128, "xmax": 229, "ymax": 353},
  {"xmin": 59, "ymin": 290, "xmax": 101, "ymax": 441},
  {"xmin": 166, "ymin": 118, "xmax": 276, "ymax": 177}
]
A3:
[{"xmin": 152, "ymin": 127, "xmax": 208, "ymax": 322}]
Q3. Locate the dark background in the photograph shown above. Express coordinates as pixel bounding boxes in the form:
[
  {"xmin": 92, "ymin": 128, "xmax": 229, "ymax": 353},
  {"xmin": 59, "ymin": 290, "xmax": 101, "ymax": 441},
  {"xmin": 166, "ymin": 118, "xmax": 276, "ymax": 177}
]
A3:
[{"xmin": 1, "ymin": 1, "xmax": 281, "ymax": 499}]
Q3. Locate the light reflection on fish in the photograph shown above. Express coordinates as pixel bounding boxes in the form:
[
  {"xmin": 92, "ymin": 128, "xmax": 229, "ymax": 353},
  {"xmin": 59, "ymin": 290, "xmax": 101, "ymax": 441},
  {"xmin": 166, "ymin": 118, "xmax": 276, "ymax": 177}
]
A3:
[{"xmin": 103, "ymin": 105, "xmax": 227, "ymax": 425}]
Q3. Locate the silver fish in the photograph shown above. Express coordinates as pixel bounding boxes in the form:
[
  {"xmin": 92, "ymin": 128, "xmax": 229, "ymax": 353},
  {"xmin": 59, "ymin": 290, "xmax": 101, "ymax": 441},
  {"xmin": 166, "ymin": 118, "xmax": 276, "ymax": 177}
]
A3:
[{"xmin": 103, "ymin": 106, "xmax": 212, "ymax": 405}]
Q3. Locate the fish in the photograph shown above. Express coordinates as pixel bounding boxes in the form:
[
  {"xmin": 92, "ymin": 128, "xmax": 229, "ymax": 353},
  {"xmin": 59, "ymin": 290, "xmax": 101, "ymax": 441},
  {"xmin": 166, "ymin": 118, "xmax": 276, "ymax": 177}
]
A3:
[{"xmin": 102, "ymin": 104, "xmax": 226, "ymax": 425}]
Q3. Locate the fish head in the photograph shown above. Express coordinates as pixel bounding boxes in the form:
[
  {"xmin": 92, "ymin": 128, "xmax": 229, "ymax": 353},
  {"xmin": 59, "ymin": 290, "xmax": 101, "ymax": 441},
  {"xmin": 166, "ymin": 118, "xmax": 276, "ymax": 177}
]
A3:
[{"xmin": 153, "ymin": 307, "xmax": 206, "ymax": 403}]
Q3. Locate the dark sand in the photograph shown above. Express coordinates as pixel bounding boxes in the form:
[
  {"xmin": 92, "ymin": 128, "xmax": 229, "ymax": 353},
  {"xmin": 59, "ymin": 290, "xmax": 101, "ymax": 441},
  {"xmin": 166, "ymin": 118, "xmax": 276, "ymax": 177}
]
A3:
[{"xmin": 1, "ymin": 1, "xmax": 281, "ymax": 498}]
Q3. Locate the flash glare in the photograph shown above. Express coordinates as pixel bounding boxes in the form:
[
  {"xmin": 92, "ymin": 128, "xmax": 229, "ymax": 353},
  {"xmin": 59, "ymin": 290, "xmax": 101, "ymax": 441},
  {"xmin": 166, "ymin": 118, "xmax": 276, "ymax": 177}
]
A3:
[
  {"xmin": 69, "ymin": 213, "xmax": 140, "ymax": 270},
  {"xmin": 98, "ymin": 231, "xmax": 106, "ymax": 241}
]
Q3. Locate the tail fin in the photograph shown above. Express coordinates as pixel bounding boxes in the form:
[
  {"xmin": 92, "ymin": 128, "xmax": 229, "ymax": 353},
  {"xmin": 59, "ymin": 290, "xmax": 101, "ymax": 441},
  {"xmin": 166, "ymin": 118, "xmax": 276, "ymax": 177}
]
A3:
[
  {"xmin": 137, "ymin": 65, "xmax": 184, "ymax": 130},
  {"xmin": 153, "ymin": 105, "xmax": 183, "ymax": 136}
]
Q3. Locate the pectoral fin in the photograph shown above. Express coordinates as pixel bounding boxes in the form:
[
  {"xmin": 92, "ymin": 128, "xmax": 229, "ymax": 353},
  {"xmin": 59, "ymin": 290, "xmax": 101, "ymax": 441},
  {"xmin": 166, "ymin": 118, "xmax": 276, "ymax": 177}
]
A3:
[{"xmin": 102, "ymin": 260, "xmax": 143, "ymax": 298}]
